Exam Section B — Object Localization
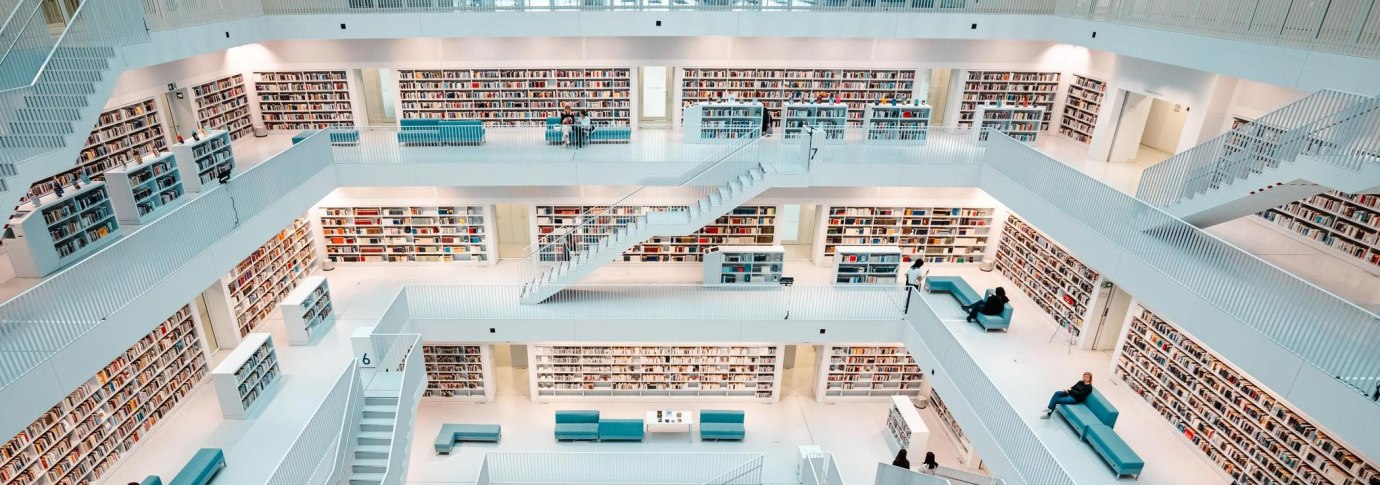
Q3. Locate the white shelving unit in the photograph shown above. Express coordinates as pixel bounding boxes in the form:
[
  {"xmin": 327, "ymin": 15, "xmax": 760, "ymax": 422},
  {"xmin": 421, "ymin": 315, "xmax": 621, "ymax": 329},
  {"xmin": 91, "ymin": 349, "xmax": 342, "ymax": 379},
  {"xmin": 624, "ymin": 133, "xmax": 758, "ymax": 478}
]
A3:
[
  {"xmin": 974, "ymin": 105, "xmax": 1044, "ymax": 143},
  {"xmin": 885, "ymin": 395, "xmax": 929, "ymax": 457},
  {"xmin": 816, "ymin": 344, "xmax": 924, "ymax": 402},
  {"xmin": 279, "ymin": 276, "xmax": 335, "ymax": 346},
  {"xmin": 169, "ymin": 129, "xmax": 234, "ymax": 193},
  {"xmin": 1059, "ymin": 74, "xmax": 1106, "ymax": 144},
  {"xmin": 683, "ymin": 101, "xmax": 764, "ymax": 142},
  {"xmin": 993, "ymin": 214, "xmax": 1102, "ymax": 335},
  {"xmin": 863, "ymin": 103, "xmax": 930, "ymax": 144},
  {"xmin": 253, "ymin": 70, "xmax": 355, "ymax": 131},
  {"xmin": 422, "ymin": 343, "xmax": 494, "ymax": 401},
  {"xmin": 834, "ymin": 245, "xmax": 902, "ymax": 285},
  {"xmin": 678, "ymin": 67, "xmax": 917, "ymax": 126},
  {"xmin": 320, "ymin": 205, "xmax": 494, "ymax": 264},
  {"xmin": 702, "ymin": 245, "xmax": 784, "ymax": 285},
  {"xmin": 532, "ymin": 204, "xmax": 778, "ymax": 263},
  {"xmin": 957, "ymin": 70, "xmax": 1060, "ymax": 130},
  {"xmin": 211, "ymin": 333, "xmax": 282, "ymax": 419},
  {"xmin": 529, "ymin": 343, "xmax": 784, "ymax": 401},
  {"xmin": 930, "ymin": 389, "xmax": 980, "ymax": 467},
  {"xmin": 397, "ymin": 68, "xmax": 631, "ymax": 126},
  {"xmin": 782, "ymin": 102, "xmax": 847, "ymax": 142},
  {"xmin": 27, "ymin": 97, "xmax": 168, "ymax": 200},
  {"xmin": 0, "ymin": 304, "xmax": 207, "ymax": 485},
  {"xmin": 5, "ymin": 182, "xmax": 121, "ymax": 277},
  {"xmin": 1257, "ymin": 191, "xmax": 1380, "ymax": 275},
  {"xmin": 193, "ymin": 73, "xmax": 253, "ymax": 140},
  {"xmin": 223, "ymin": 217, "xmax": 317, "ymax": 338},
  {"xmin": 103, "ymin": 152, "xmax": 185, "ymax": 225},
  {"xmin": 816, "ymin": 205, "xmax": 995, "ymax": 265}
]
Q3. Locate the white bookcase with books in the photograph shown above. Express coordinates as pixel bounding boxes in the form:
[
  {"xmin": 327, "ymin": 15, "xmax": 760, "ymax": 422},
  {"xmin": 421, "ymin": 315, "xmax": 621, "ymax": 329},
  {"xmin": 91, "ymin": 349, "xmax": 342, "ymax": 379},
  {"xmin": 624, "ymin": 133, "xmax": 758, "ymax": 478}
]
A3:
[
  {"xmin": 930, "ymin": 389, "xmax": 981, "ymax": 467},
  {"xmin": 532, "ymin": 204, "xmax": 777, "ymax": 263},
  {"xmin": 702, "ymin": 245, "xmax": 784, "ymax": 285},
  {"xmin": 193, "ymin": 73, "xmax": 253, "ymax": 140},
  {"xmin": 223, "ymin": 216, "xmax": 317, "ymax": 338},
  {"xmin": 956, "ymin": 70, "xmax": 1060, "ymax": 130},
  {"xmin": 678, "ymin": 67, "xmax": 917, "ymax": 126},
  {"xmin": 211, "ymin": 333, "xmax": 282, "ymax": 419},
  {"xmin": 28, "ymin": 97, "xmax": 168, "ymax": 200},
  {"xmin": 279, "ymin": 276, "xmax": 335, "ymax": 345},
  {"xmin": 834, "ymin": 245, "xmax": 902, "ymax": 285},
  {"xmin": 169, "ymin": 129, "xmax": 234, "ymax": 193},
  {"xmin": 974, "ymin": 106, "xmax": 1044, "ymax": 143},
  {"xmin": 1257, "ymin": 191, "xmax": 1380, "ymax": 275},
  {"xmin": 885, "ymin": 395, "xmax": 929, "ymax": 457},
  {"xmin": 782, "ymin": 102, "xmax": 847, "ymax": 142},
  {"xmin": 397, "ymin": 67, "xmax": 632, "ymax": 126},
  {"xmin": 5, "ymin": 182, "xmax": 121, "ymax": 277},
  {"xmin": 319, "ymin": 205, "xmax": 494, "ymax": 264},
  {"xmin": 683, "ymin": 101, "xmax": 764, "ymax": 142},
  {"xmin": 104, "ymin": 152, "xmax": 185, "ymax": 225},
  {"xmin": 815, "ymin": 205, "xmax": 995, "ymax": 266},
  {"xmin": 422, "ymin": 343, "xmax": 494, "ymax": 401},
  {"xmin": 863, "ymin": 103, "xmax": 930, "ymax": 144},
  {"xmin": 253, "ymin": 70, "xmax": 355, "ymax": 131},
  {"xmin": 529, "ymin": 343, "xmax": 784, "ymax": 401},
  {"xmin": 993, "ymin": 214, "xmax": 1102, "ymax": 337},
  {"xmin": 1115, "ymin": 304, "xmax": 1379, "ymax": 485},
  {"xmin": 0, "ymin": 304, "xmax": 208, "ymax": 485},
  {"xmin": 815, "ymin": 344, "xmax": 924, "ymax": 402},
  {"xmin": 1059, "ymin": 74, "xmax": 1106, "ymax": 144}
]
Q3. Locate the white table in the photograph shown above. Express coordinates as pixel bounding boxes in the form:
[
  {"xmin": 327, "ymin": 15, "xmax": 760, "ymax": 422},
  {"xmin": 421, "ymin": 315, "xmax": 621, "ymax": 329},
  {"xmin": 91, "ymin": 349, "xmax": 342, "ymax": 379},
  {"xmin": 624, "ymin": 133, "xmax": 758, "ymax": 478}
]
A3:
[{"xmin": 645, "ymin": 410, "xmax": 695, "ymax": 439}]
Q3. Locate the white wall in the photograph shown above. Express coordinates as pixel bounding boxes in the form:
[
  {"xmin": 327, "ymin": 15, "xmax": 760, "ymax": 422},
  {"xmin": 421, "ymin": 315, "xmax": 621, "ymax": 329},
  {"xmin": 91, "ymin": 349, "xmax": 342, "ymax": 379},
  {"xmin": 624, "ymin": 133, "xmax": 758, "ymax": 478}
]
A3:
[
  {"xmin": 1088, "ymin": 55, "xmax": 1230, "ymax": 161},
  {"xmin": 1142, "ymin": 98, "xmax": 1190, "ymax": 153}
]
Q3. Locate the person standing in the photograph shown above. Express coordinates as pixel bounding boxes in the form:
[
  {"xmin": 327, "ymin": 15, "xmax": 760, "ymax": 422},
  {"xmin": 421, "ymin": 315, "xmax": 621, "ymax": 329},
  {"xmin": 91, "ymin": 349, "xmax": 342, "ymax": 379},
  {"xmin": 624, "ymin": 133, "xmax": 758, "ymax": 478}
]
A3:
[
  {"xmin": 920, "ymin": 452, "xmax": 939, "ymax": 473},
  {"xmin": 905, "ymin": 259, "xmax": 926, "ymax": 288},
  {"xmin": 891, "ymin": 449, "xmax": 910, "ymax": 469},
  {"xmin": 1041, "ymin": 371, "xmax": 1094, "ymax": 418},
  {"xmin": 761, "ymin": 107, "xmax": 774, "ymax": 136}
]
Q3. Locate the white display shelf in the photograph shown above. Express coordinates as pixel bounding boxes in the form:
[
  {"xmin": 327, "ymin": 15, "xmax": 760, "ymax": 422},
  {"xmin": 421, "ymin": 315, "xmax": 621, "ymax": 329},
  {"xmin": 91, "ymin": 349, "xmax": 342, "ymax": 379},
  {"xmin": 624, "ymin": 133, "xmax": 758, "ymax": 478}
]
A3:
[
  {"xmin": 816, "ymin": 206, "xmax": 994, "ymax": 266},
  {"xmin": 211, "ymin": 333, "xmax": 282, "ymax": 419},
  {"xmin": 28, "ymin": 98, "xmax": 168, "ymax": 200},
  {"xmin": 702, "ymin": 245, "xmax": 784, "ymax": 285},
  {"xmin": 224, "ymin": 217, "xmax": 317, "ymax": 338},
  {"xmin": 679, "ymin": 67, "xmax": 917, "ymax": 126},
  {"xmin": 957, "ymin": 70, "xmax": 1060, "ymax": 131},
  {"xmin": 1257, "ymin": 191, "xmax": 1380, "ymax": 275},
  {"xmin": 169, "ymin": 129, "xmax": 234, "ymax": 193},
  {"xmin": 193, "ymin": 73, "xmax": 253, "ymax": 140},
  {"xmin": 1058, "ymin": 74, "xmax": 1105, "ymax": 144},
  {"xmin": 993, "ymin": 214, "xmax": 1101, "ymax": 335},
  {"xmin": 103, "ymin": 152, "xmax": 185, "ymax": 225},
  {"xmin": 973, "ymin": 105, "xmax": 1044, "ymax": 143},
  {"xmin": 886, "ymin": 395, "xmax": 929, "ymax": 458},
  {"xmin": 532, "ymin": 204, "xmax": 777, "ymax": 263},
  {"xmin": 816, "ymin": 344, "xmax": 924, "ymax": 402},
  {"xmin": 422, "ymin": 343, "xmax": 494, "ymax": 401},
  {"xmin": 320, "ymin": 205, "xmax": 494, "ymax": 264},
  {"xmin": 529, "ymin": 344, "xmax": 784, "ymax": 401},
  {"xmin": 5, "ymin": 182, "xmax": 121, "ymax": 277},
  {"xmin": 929, "ymin": 389, "xmax": 980, "ymax": 467},
  {"xmin": 863, "ymin": 103, "xmax": 930, "ymax": 144},
  {"xmin": 834, "ymin": 245, "xmax": 902, "ymax": 285},
  {"xmin": 1115, "ymin": 304, "xmax": 1380, "ymax": 485},
  {"xmin": 397, "ymin": 68, "xmax": 631, "ymax": 126},
  {"xmin": 0, "ymin": 305, "xmax": 207, "ymax": 485},
  {"xmin": 782, "ymin": 102, "xmax": 847, "ymax": 142},
  {"xmin": 279, "ymin": 276, "xmax": 335, "ymax": 346},
  {"xmin": 682, "ymin": 101, "xmax": 764, "ymax": 142},
  {"xmin": 254, "ymin": 70, "xmax": 355, "ymax": 131}
]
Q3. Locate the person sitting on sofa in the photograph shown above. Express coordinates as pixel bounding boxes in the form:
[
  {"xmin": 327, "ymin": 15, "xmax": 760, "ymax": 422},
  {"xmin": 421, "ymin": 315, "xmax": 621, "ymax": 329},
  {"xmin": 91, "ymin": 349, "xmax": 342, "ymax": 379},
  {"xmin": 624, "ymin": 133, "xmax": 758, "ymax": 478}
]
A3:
[
  {"xmin": 1041, "ymin": 371, "xmax": 1093, "ymax": 419},
  {"xmin": 960, "ymin": 286, "xmax": 1008, "ymax": 323},
  {"xmin": 572, "ymin": 111, "xmax": 594, "ymax": 148}
]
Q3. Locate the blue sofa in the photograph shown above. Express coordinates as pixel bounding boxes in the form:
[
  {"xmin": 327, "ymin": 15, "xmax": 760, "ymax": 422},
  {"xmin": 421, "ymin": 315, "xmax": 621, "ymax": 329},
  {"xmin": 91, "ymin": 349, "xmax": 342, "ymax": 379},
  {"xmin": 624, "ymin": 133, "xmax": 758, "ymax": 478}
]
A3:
[
  {"xmin": 1054, "ymin": 388, "xmax": 1119, "ymax": 438},
  {"xmin": 925, "ymin": 276, "xmax": 1012, "ymax": 331},
  {"xmin": 699, "ymin": 410, "xmax": 745, "ymax": 441},
  {"xmin": 545, "ymin": 117, "xmax": 565, "ymax": 144},
  {"xmin": 545, "ymin": 117, "xmax": 632, "ymax": 145},
  {"xmin": 291, "ymin": 129, "xmax": 360, "ymax": 146},
  {"xmin": 555, "ymin": 410, "xmax": 600, "ymax": 441},
  {"xmin": 140, "ymin": 477, "xmax": 163, "ymax": 485},
  {"xmin": 435, "ymin": 423, "xmax": 502, "ymax": 454},
  {"xmin": 598, "ymin": 418, "xmax": 645, "ymax": 441},
  {"xmin": 1085, "ymin": 424, "xmax": 1145, "ymax": 479},
  {"xmin": 397, "ymin": 118, "xmax": 485, "ymax": 146},
  {"xmin": 169, "ymin": 448, "xmax": 225, "ymax": 485}
]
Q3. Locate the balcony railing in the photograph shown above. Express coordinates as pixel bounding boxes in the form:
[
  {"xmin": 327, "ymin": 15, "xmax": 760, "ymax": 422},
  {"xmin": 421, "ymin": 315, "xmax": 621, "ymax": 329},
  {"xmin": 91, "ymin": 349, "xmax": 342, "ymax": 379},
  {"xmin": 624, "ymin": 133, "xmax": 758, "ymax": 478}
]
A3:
[
  {"xmin": 266, "ymin": 362, "xmax": 363, "ymax": 485},
  {"xmin": 477, "ymin": 452, "xmax": 766, "ymax": 485}
]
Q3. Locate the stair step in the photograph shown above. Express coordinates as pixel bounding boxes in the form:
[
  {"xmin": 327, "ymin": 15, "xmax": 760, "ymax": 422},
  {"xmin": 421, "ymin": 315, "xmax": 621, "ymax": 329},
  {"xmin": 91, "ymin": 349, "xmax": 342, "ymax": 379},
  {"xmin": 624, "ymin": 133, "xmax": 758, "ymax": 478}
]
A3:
[
  {"xmin": 33, "ymin": 83, "xmax": 96, "ymax": 96},
  {"xmin": 15, "ymin": 107, "xmax": 80, "ymax": 122},
  {"xmin": 23, "ymin": 95, "xmax": 87, "ymax": 108},
  {"xmin": 354, "ymin": 445, "xmax": 390, "ymax": 459},
  {"xmin": 46, "ymin": 57, "xmax": 110, "ymax": 71},
  {"xmin": 364, "ymin": 396, "xmax": 398, "ymax": 405},
  {"xmin": 362, "ymin": 405, "xmax": 396, "ymax": 419},
  {"xmin": 54, "ymin": 46, "xmax": 116, "ymax": 59},
  {"xmin": 349, "ymin": 472, "xmax": 385, "ymax": 485},
  {"xmin": 351, "ymin": 459, "xmax": 389, "ymax": 473},
  {"xmin": 10, "ymin": 122, "xmax": 73, "ymax": 135},
  {"xmin": 0, "ymin": 135, "xmax": 64, "ymax": 149},
  {"xmin": 38, "ymin": 70, "xmax": 103, "ymax": 83},
  {"xmin": 361, "ymin": 418, "xmax": 394, "ymax": 432}
]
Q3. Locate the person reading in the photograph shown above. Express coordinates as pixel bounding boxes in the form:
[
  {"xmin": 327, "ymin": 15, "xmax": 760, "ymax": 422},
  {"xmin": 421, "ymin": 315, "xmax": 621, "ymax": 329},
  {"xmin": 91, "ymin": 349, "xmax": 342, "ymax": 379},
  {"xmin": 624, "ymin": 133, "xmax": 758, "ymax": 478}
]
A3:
[
  {"xmin": 960, "ymin": 286, "xmax": 1008, "ymax": 323},
  {"xmin": 1041, "ymin": 371, "xmax": 1093, "ymax": 419}
]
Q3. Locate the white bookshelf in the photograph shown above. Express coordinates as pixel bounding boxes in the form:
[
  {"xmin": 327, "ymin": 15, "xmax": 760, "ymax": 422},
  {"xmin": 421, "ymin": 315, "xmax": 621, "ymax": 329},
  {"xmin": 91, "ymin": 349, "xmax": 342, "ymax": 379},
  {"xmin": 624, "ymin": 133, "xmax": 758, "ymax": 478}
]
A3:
[
  {"xmin": 0, "ymin": 304, "xmax": 207, "ymax": 485},
  {"xmin": 1115, "ymin": 304, "xmax": 1380, "ymax": 485},
  {"xmin": 863, "ymin": 103, "xmax": 930, "ymax": 144},
  {"xmin": 1059, "ymin": 74, "xmax": 1105, "ymax": 144},
  {"xmin": 703, "ymin": 245, "xmax": 784, "ymax": 285},
  {"xmin": 169, "ymin": 129, "xmax": 234, "ymax": 193},
  {"xmin": 397, "ymin": 68, "xmax": 631, "ymax": 126},
  {"xmin": 929, "ymin": 389, "xmax": 980, "ymax": 467},
  {"xmin": 279, "ymin": 276, "xmax": 335, "ymax": 346},
  {"xmin": 28, "ymin": 97, "xmax": 168, "ymax": 200},
  {"xmin": 193, "ymin": 73, "xmax": 253, "ymax": 140},
  {"xmin": 782, "ymin": 102, "xmax": 847, "ymax": 142},
  {"xmin": 529, "ymin": 343, "xmax": 784, "ymax": 401},
  {"xmin": 886, "ymin": 395, "xmax": 929, "ymax": 457},
  {"xmin": 254, "ymin": 70, "xmax": 355, "ymax": 131},
  {"xmin": 834, "ymin": 245, "xmax": 902, "ymax": 285},
  {"xmin": 1257, "ymin": 191, "xmax": 1380, "ymax": 274},
  {"xmin": 104, "ymin": 152, "xmax": 185, "ymax": 225},
  {"xmin": 683, "ymin": 101, "xmax": 764, "ymax": 142},
  {"xmin": 320, "ymin": 205, "xmax": 494, "ymax": 264},
  {"xmin": 993, "ymin": 214, "xmax": 1101, "ymax": 335},
  {"xmin": 5, "ymin": 182, "xmax": 121, "ymax": 277},
  {"xmin": 973, "ymin": 106, "xmax": 1044, "ymax": 143},
  {"xmin": 532, "ymin": 204, "xmax": 778, "ymax": 263},
  {"xmin": 422, "ymin": 343, "xmax": 494, "ymax": 401},
  {"xmin": 815, "ymin": 344, "xmax": 924, "ymax": 402},
  {"xmin": 679, "ymin": 67, "xmax": 917, "ymax": 126},
  {"xmin": 816, "ymin": 206, "xmax": 994, "ymax": 266},
  {"xmin": 211, "ymin": 333, "xmax": 282, "ymax": 419},
  {"xmin": 224, "ymin": 217, "xmax": 317, "ymax": 338},
  {"xmin": 957, "ymin": 70, "xmax": 1060, "ymax": 130}
]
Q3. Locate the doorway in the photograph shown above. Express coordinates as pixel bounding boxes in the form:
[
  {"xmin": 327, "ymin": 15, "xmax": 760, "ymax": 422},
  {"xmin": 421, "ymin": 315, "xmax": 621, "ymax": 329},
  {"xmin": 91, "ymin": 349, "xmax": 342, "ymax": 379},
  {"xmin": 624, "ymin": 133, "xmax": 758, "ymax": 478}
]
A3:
[
  {"xmin": 1106, "ymin": 91, "xmax": 1188, "ymax": 167},
  {"xmin": 359, "ymin": 68, "xmax": 398, "ymax": 125},
  {"xmin": 162, "ymin": 89, "xmax": 198, "ymax": 138},
  {"xmin": 1086, "ymin": 283, "xmax": 1133, "ymax": 351},
  {"xmin": 638, "ymin": 66, "xmax": 671, "ymax": 125}
]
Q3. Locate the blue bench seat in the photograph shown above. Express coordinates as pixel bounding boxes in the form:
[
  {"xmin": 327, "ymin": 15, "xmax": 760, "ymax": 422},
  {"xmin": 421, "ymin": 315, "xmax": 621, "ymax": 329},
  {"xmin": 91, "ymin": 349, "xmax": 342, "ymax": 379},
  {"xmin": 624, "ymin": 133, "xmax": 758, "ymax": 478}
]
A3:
[
  {"xmin": 434, "ymin": 424, "xmax": 502, "ymax": 454},
  {"xmin": 699, "ymin": 410, "xmax": 745, "ymax": 441},
  {"xmin": 924, "ymin": 276, "xmax": 1012, "ymax": 331},
  {"xmin": 555, "ymin": 410, "xmax": 600, "ymax": 441},
  {"xmin": 397, "ymin": 119, "xmax": 485, "ymax": 146},
  {"xmin": 291, "ymin": 129, "xmax": 360, "ymax": 146},
  {"xmin": 1085, "ymin": 424, "xmax": 1144, "ymax": 479},
  {"xmin": 1055, "ymin": 388, "xmax": 1119, "ymax": 438},
  {"xmin": 598, "ymin": 418, "xmax": 645, "ymax": 441},
  {"xmin": 169, "ymin": 448, "xmax": 225, "ymax": 485}
]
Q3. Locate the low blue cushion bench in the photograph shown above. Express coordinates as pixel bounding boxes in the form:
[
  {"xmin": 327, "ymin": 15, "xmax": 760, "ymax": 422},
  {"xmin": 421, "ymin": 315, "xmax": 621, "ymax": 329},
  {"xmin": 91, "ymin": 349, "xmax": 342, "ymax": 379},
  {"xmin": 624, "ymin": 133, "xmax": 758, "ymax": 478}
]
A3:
[
  {"xmin": 1055, "ymin": 388, "xmax": 1119, "ymax": 438},
  {"xmin": 291, "ymin": 129, "xmax": 360, "ymax": 146},
  {"xmin": 924, "ymin": 276, "xmax": 1013, "ymax": 331},
  {"xmin": 1085, "ymin": 424, "xmax": 1144, "ymax": 479},
  {"xmin": 699, "ymin": 410, "xmax": 745, "ymax": 441},
  {"xmin": 598, "ymin": 418, "xmax": 646, "ymax": 441},
  {"xmin": 555, "ymin": 410, "xmax": 600, "ymax": 441},
  {"xmin": 141, "ymin": 476, "xmax": 163, "ymax": 485},
  {"xmin": 434, "ymin": 423, "xmax": 502, "ymax": 454},
  {"xmin": 169, "ymin": 448, "xmax": 225, "ymax": 485}
]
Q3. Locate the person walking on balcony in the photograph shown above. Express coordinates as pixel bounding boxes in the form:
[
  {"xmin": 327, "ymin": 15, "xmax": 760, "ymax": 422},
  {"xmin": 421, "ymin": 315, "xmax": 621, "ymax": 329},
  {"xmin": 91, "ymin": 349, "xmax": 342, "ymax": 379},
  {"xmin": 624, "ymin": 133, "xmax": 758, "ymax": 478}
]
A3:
[
  {"xmin": 903, "ymin": 259, "xmax": 926, "ymax": 312},
  {"xmin": 920, "ymin": 452, "xmax": 938, "ymax": 474},
  {"xmin": 891, "ymin": 449, "xmax": 910, "ymax": 469},
  {"xmin": 1041, "ymin": 371, "xmax": 1093, "ymax": 418}
]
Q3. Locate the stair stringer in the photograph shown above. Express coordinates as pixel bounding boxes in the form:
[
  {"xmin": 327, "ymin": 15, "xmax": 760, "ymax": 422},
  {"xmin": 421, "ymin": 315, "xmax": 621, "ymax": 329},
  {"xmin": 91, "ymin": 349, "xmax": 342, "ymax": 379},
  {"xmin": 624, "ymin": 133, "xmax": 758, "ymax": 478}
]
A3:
[{"xmin": 1164, "ymin": 153, "xmax": 1380, "ymax": 227}]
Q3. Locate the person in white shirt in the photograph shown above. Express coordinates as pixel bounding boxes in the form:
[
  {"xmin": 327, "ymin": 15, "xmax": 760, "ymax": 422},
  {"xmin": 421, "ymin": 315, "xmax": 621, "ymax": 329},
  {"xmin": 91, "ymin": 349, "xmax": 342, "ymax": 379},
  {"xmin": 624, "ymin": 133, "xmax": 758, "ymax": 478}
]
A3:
[
  {"xmin": 904, "ymin": 259, "xmax": 926, "ymax": 312},
  {"xmin": 574, "ymin": 111, "xmax": 594, "ymax": 148}
]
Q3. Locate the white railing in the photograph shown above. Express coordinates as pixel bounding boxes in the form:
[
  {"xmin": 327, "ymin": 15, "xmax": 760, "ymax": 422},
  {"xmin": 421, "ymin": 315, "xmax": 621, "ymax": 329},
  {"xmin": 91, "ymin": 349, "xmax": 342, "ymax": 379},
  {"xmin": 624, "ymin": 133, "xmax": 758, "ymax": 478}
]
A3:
[
  {"xmin": 265, "ymin": 363, "xmax": 364, "ymax": 485},
  {"xmin": 874, "ymin": 463, "xmax": 952, "ymax": 485},
  {"xmin": 479, "ymin": 452, "xmax": 764, "ymax": 485},
  {"xmin": 373, "ymin": 332, "xmax": 420, "ymax": 374},
  {"xmin": 376, "ymin": 333, "xmax": 424, "ymax": 485},
  {"xmin": 261, "ymin": 0, "xmax": 1057, "ymax": 15},
  {"xmin": 931, "ymin": 466, "xmax": 999, "ymax": 485},
  {"xmin": 141, "ymin": 0, "xmax": 263, "ymax": 30},
  {"xmin": 802, "ymin": 453, "xmax": 846, "ymax": 485},
  {"xmin": 703, "ymin": 454, "xmax": 764, "ymax": 485},
  {"xmin": 333, "ymin": 124, "xmax": 729, "ymax": 168}
]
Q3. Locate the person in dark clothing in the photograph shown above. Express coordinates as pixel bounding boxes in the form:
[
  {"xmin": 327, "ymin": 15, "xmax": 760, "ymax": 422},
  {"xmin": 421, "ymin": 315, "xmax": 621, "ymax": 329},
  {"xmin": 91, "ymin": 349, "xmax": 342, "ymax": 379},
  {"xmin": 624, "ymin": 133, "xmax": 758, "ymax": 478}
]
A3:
[
  {"xmin": 920, "ymin": 452, "xmax": 938, "ymax": 473},
  {"xmin": 961, "ymin": 287, "xmax": 1008, "ymax": 322},
  {"xmin": 1041, "ymin": 371, "xmax": 1094, "ymax": 418},
  {"xmin": 891, "ymin": 449, "xmax": 910, "ymax": 469},
  {"xmin": 761, "ymin": 108, "xmax": 774, "ymax": 136}
]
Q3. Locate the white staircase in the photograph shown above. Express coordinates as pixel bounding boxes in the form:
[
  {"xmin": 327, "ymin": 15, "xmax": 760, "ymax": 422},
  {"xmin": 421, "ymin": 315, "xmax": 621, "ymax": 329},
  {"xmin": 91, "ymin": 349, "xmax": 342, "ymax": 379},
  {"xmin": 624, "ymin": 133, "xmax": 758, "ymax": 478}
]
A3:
[{"xmin": 347, "ymin": 396, "xmax": 398, "ymax": 485}]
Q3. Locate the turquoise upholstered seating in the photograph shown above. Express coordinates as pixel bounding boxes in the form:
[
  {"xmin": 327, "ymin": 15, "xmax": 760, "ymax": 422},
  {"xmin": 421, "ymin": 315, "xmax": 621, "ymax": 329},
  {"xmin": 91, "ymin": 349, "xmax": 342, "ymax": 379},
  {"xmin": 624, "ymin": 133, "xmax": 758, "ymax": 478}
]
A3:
[
  {"xmin": 555, "ymin": 410, "xmax": 600, "ymax": 441},
  {"xmin": 168, "ymin": 448, "xmax": 225, "ymax": 485},
  {"xmin": 434, "ymin": 424, "xmax": 501, "ymax": 454},
  {"xmin": 699, "ymin": 410, "xmax": 745, "ymax": 441}
]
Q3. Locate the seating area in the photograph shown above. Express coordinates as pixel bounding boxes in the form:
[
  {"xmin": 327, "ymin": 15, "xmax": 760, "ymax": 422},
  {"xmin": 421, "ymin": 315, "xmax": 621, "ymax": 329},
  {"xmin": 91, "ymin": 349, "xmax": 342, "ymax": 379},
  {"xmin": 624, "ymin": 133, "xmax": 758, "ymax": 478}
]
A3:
[
  {"xmin": 397, "ymin": 119, "xmax": 486, "ymax": 146},
  {"xmin": 924, "ymin": 276, "xmax": 1012, "ymax": 331},
  {"xmin": 554, "ymin": 410, "xmax": 601, "ymax": 441},
  {"xmin": 698, "ymin": 410, "xmax": 745, "ymax": 441},
  {"xmin": 598, "ymin": 418, "xmax": 646, "ymax": 441},
  {"xmin": 291, "ymin": 128, "xmax": 359, "ymax": 146},
  {"xmin": 1054, "ymin": 389, "xmax": 1144, "ymax": 479},
  {"xmin": 544, "ymin": 117, "xmax": 632, "ymax": 145},
  {"xmin": 434, "ymin": 423, "xmax": 502, "ymax": 454},
  {"xmin": 167, "ymin": 448, "xmax": 226, "ymax": 485}
]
